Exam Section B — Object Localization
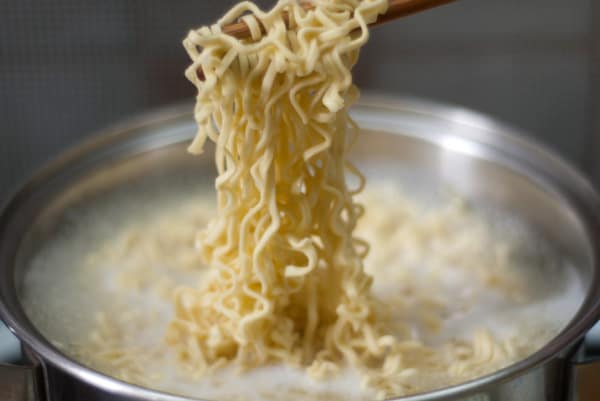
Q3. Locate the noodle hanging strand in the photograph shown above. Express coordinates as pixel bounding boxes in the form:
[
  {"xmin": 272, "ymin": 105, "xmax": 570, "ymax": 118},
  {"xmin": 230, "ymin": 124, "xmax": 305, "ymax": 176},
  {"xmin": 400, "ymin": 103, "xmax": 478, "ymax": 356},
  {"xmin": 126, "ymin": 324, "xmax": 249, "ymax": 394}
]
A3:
[{"xmin": 166, "ymin": 0, "xmax": 408, "ymax": 394}]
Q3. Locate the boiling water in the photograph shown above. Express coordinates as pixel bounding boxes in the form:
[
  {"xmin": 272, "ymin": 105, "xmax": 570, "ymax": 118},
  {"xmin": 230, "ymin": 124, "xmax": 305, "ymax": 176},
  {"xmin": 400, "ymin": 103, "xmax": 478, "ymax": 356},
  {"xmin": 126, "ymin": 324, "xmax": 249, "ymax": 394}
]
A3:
[{"xmin": 21, "ymin": 173, "xmax": 584, "ymax": 401}]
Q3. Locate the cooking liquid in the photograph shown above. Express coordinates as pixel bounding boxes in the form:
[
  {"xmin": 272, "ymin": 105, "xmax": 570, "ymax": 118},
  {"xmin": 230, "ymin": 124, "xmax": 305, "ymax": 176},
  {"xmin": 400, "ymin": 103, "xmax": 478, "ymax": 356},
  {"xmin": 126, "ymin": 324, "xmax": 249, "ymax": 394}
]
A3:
[{"xmin": 21, "ymin": 175, "xmax": 584, "ymax": 401}]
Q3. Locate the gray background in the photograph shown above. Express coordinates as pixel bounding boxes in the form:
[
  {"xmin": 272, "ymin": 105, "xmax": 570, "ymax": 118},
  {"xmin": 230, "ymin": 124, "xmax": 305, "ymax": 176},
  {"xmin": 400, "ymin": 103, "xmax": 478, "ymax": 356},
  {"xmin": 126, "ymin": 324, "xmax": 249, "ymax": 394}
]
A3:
[
  {"xmin": 0, "ymin": 0, "xmax": 599, "ymax": 193},
  {"xmin": 1, "ymin": 0, "xmax": 600, "ymax": 359}
]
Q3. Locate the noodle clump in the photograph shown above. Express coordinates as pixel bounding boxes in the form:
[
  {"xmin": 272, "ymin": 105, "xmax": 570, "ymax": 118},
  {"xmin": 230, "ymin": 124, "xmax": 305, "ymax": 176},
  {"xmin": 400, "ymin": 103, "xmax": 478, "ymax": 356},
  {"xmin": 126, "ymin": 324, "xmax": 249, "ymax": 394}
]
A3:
[{"xmin": 166, "ymin": 0, "xmax": 406, "ymax": 391}]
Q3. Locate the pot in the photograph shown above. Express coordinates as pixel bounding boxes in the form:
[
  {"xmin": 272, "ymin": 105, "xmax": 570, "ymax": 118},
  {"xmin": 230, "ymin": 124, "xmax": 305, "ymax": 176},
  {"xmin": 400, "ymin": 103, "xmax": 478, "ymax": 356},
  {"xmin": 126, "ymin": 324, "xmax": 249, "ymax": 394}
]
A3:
[{"xmin": 0, "ymin": 95, "xmax": 599, "ymax": 401}]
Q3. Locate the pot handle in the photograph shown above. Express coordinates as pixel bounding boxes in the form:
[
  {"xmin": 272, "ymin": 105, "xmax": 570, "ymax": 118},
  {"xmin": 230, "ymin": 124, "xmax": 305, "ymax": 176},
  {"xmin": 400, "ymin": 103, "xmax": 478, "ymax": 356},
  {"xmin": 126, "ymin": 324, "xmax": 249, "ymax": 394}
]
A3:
[{"xmin": 0, "ymin": 363, "xmax": 41, "ymax": 401}]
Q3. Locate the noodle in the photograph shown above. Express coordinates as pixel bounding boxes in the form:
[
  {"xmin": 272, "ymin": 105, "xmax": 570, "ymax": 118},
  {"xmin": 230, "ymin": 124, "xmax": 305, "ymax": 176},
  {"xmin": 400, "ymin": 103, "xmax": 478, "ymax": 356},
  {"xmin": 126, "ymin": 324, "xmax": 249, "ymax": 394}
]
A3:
[
  {"xmin": 166, "ymin": 0, "xmax": 404, "ymax": 388},
  {"xmin": 56, "ymin": 184, "xmax": 558, "ymax": 399}
]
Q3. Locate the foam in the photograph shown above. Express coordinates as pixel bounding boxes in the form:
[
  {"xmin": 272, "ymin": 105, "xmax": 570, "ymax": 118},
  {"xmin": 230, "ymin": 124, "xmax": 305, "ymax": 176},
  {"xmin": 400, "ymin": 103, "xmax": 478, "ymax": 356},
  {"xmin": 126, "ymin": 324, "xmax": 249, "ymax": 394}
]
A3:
[{"xmin": 20, "ymin": 176, "xmax": 584, "ymax": 400}]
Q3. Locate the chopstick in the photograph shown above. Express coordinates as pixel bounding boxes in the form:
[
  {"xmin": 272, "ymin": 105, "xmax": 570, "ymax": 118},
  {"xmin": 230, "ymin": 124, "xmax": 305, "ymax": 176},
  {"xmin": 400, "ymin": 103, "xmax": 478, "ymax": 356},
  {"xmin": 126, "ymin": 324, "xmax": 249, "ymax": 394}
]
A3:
[
  {"xmin": 221, "ymin": 0, "xmax": 458, "ymax": 39},
  {"xmin": 195, "ymin": 0, "xmax": 457, "ymax": 80}
]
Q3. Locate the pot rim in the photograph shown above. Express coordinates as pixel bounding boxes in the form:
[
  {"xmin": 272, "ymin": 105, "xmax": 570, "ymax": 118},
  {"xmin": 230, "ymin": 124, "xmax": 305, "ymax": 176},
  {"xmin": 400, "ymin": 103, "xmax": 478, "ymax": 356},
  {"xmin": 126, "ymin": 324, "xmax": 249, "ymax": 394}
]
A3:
[{"xmin": 1, "ymin": 94, "xmax": 600, "ymax": 401}]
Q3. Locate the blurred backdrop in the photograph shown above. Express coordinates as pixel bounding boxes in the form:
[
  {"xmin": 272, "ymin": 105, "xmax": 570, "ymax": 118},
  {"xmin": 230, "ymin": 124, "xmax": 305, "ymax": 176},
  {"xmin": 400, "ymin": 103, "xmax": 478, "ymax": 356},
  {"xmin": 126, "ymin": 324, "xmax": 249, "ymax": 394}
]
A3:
[
  {"xmin": 1, "ymin": 0, "xmax": 599, "ymax": 357},
  {"xmin": 1, "ymin": 0, "xmax": 599, "ymax": 193}
]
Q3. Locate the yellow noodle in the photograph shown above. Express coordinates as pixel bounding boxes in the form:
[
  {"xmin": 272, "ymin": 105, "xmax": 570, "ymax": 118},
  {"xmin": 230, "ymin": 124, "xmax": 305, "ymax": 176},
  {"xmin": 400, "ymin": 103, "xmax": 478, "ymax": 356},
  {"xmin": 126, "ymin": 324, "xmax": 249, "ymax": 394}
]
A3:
[
  {"xmin": 167, "ymin": 0, "xmax": 403, "ymax": 386},
  {"xmin": 73, "ymin": 185, "xmax": 541, "ymax": 399}
]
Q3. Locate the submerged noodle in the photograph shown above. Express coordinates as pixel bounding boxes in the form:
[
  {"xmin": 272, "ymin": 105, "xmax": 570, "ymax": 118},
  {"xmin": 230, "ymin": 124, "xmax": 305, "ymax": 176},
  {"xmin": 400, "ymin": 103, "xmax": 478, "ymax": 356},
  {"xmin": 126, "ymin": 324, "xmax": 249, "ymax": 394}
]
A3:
[{"xmin": 166, "ymin": 0, "xmax": 404, "ymax": 388}]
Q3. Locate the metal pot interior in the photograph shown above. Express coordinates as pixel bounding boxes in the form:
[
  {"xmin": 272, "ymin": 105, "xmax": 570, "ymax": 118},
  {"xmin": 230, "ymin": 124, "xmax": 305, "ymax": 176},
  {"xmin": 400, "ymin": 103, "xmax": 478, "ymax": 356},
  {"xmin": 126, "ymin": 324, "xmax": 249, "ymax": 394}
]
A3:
[{"xmin": 1, "ymin": 96, "xmax": 600, "ymax": 401}]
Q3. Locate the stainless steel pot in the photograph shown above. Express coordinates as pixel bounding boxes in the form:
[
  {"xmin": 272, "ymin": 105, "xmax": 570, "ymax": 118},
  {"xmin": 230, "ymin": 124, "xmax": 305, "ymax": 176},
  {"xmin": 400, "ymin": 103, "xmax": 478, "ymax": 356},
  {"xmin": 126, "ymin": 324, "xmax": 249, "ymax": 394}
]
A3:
[{"xmin": 1, "ymin": 96, "xmax": 599, "ymax": 401}]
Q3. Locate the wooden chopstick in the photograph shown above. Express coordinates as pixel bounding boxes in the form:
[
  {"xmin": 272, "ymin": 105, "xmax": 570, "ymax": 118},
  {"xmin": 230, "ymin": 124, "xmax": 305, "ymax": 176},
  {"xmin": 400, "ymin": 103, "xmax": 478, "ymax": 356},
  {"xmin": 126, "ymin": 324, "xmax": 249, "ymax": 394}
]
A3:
[
  {"xmin": 221, "ymin": 0, "xmax": 458, "ymax": 39},
  {"xmin": 195, "ymin": 0, "xmax": 457, "ymax": 79}
]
